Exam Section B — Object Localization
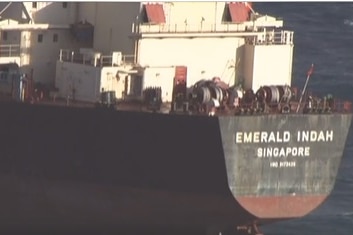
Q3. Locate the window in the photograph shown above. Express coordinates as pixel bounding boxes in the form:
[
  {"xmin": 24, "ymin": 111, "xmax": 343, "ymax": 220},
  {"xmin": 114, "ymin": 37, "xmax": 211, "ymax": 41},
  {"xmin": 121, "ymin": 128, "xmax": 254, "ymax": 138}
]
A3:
[
  {"xmin": 2, "ymin": 31, "xmax": 8, "ymax": 41},
  {"xmin": 53, "ymin": 34, "xmax": 58, "ymax": 42},
  {"xmin": 38, "ymin": 34, "xmax": 43, "ymax": 43},
  {"xmin": 62, "ymin": 2, "xmax": 68, "ymax": 8},
  {"xmin": 32, "ymin": 2, "xmax": 37, "ymax": 8}
]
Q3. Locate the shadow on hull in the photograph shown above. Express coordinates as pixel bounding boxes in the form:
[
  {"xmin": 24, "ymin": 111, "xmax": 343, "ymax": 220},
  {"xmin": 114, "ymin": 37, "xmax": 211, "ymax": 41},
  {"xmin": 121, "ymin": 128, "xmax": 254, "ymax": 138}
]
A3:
[
  {"xmin": 0, "ymin": 102, "xmax": 254, "ymax": 233},
  {"xmin": 0, "ymin": 102, "xmax": 351, "ymax": 234}
]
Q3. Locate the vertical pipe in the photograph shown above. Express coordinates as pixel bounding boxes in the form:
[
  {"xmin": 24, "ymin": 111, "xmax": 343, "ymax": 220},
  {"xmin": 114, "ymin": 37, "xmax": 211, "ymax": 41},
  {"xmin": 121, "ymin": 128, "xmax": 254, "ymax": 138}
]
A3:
[{"xmin": 214, "ymin": 2, "xmax": 217, "ymax": 31}]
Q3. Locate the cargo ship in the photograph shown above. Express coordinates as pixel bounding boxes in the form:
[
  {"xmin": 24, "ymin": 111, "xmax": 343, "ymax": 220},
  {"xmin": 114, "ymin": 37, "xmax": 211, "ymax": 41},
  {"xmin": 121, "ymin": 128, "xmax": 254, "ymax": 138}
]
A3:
[{"xmin": 0, "ymin": 2, "xmax": 352, "ymax": 235}]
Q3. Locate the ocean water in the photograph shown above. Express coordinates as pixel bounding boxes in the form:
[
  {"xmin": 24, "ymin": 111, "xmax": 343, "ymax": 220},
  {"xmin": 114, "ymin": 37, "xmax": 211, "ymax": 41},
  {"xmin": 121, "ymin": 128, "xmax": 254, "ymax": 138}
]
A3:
[{"xmin": 256, "ymin": 2, "xmax": 353, "ymax": 235}]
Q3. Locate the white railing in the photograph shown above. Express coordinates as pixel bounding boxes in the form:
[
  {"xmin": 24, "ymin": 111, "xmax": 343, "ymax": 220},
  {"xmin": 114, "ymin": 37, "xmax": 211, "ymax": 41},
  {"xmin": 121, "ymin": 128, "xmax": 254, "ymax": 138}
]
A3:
[
  {"xmin": 246, "ymin": 30, "xmax": 294, "ymax": 46},
  {"xmin": 266, "ymin": 30, "xmax": 294, "ymax": 45},
  {"xmin": 100, "ymin": 54, "xmax": 135, "ymax": 67},
  {"xmin": 0, "ymin": 44, "xmax": 20, "ymax": 57},
  {"xmin": 59, "ymin": 49, "xmax": 135, "ymax": 67},
  {"xmin": 132, "ymin": 22, "xmax": 293, "ymax": 46},
  {"xmin": 133, "ymin": 23, "xmax": 247, "ymax": 34},
  {"xmin": 132, "ymin": 20, "xmax": 283, "ymax": 34}
]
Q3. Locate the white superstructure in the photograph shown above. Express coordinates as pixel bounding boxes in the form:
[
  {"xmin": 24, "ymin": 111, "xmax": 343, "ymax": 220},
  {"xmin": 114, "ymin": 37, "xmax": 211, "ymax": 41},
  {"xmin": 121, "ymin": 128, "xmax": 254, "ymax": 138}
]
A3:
[{"xmin": 0, "ymin": 2, "xmax": 294, "ymax": 103}]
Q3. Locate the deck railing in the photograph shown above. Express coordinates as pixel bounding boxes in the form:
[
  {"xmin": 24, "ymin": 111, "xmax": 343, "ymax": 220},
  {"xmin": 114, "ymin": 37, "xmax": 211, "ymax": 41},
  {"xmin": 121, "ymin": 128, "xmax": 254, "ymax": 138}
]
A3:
[
  {"xmin": 58, "ymin": 49, "xmax": 135, "ymax": 67},
  {"xmin": 132, "ymin": 22, "xmax": 293, "ymax": 45},
  {"xmin": 132, "ymin": 20, "xmax": 283, "ymax": 35},
  {"xmin": 0, "ymin": 44, "xmax": 20, "ymax": 57},
  {"xmin": 100, "ymin": 54, "xmax": 135, "ymax": 67},
  {"xmin": 246, "ymin": 30, "xmax": 294, "ymax": 46},
  {"xmin": 133, "ymin": 22, "xmax": 248, "ymax": 34}
]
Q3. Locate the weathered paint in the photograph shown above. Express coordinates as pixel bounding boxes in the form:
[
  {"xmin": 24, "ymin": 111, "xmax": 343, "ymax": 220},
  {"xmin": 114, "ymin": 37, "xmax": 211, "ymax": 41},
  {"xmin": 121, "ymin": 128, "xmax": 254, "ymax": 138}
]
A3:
[
  {"xmin": 219, "ymin": 114, "xmax": 352, "ymax": 218},
  {"xmin": 236, "ymin": 195, "xmax": 327, "ymax": 218},
  {"xmin": 142, "ymin": 66, "xmax": 175, "ymax": 102},
  {"xmin": 55, "ymin": 61, "xmax": 101, "ymax": 102},
  {"xmin": 55, "ymin": 61, "xmax": 136, "ymax": 102}
]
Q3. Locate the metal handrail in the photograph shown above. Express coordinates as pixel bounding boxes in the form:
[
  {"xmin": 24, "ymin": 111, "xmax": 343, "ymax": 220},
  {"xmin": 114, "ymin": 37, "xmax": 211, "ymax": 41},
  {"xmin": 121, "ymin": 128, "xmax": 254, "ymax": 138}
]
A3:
[
  {"xmin": 0, "ymin": 44, "xmax": 20, "ymax": 57},
  {"xmin": 132, "ymin": 21, "xmax": 283, "ymax": 34},
  {"xmin": 132, "ymin": 22, "xmax": 293, "ymax": 45},
  {"xmin": 59, "ymin": 49, "xmax": 135, "ymax": 67}
]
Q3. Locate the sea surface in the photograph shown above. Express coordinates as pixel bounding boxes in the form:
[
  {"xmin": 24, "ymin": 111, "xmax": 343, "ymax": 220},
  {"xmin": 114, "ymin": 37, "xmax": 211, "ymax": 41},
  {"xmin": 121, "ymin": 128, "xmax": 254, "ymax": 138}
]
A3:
[{"xmin": 256, "ymin": 2, "xmax": 353, "ymax": 235}]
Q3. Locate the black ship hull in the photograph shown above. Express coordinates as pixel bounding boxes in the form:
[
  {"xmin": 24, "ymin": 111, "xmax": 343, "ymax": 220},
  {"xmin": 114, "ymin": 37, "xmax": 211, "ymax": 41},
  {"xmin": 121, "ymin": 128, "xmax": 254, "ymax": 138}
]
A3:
[{"xmin": 0, "ymin": 102, "xmax": 351, "ymax": 234}]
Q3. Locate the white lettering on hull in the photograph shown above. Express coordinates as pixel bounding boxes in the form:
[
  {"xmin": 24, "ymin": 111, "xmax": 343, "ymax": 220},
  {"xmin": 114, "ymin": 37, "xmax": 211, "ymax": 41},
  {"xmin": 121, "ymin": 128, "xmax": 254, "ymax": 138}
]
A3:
[
  {"xmin": 270, "ymin": 161, "xmax": 296, "ymax": 168},
  {"xmin": 236, "ymin": 131, "xmax": 291, "ymax": 143},
  {"xmin": 257, "ymin": 146, "xmax": 310, "ymax": 157},
  {"xmin": 235, "ymin": 130, "xmax": 335, "ymax": 168},
  {"xmin": 235, "ymin": 130, "xmax": 333, "ymax": 144},
  {"xmin": 297, "ymin": 130, "xmax": 333, "ymax": 142}
]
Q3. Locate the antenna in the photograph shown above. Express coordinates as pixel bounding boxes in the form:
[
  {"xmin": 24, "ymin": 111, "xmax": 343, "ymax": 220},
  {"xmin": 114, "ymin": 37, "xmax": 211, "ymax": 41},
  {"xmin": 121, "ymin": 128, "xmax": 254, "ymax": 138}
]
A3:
[{"xmin": 296, "ymin": 64, "xmax": 314, "ymax": 113}]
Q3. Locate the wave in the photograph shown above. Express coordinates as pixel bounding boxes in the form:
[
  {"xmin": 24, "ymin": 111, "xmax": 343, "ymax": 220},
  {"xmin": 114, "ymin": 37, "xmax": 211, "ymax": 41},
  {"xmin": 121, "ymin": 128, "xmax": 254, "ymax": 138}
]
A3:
[
  {"xmin": 336, "ymin": 177, "xmax": 353, "ymax": 185},
  {"xmin": 309, "ymin": 211, "xmax": 353, "ymax": 220},
  {"xmin": 344, "ymin": 19, "xmax": 353, "ymax": 26},
  {"xmin": 341, "ymin": 212, "xmax": 353, "ymax": 217},
  {"xmin": 336, "ymin": 211, "xmax": 353, "ymax": 222}
]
